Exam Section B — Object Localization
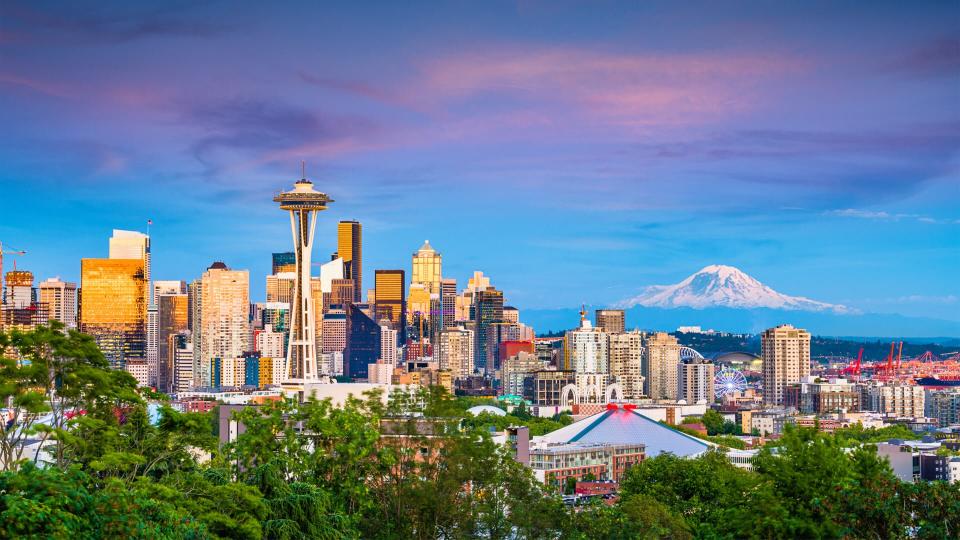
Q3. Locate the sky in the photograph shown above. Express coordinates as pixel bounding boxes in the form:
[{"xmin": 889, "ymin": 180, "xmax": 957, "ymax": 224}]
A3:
[{"xmin": 1, "ymin": 0, "xmax": 958, "ymax": 323}]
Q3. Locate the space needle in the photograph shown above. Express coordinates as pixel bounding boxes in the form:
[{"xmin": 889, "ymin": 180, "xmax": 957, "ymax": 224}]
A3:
[{"xmin": 273, "ymin": 164, "xmax": 333, "ymax": 382}]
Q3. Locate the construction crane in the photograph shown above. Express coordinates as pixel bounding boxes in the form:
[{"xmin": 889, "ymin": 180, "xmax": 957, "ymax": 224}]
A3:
[{"xmin": 0, "ymin": 241, "xmax": 27, "ymax": 305}]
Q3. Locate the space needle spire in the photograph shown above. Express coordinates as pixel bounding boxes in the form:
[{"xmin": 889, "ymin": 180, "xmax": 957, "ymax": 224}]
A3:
[{"xmin": 273, "ymin": 164, "xmax": 334, "ymax": 381}]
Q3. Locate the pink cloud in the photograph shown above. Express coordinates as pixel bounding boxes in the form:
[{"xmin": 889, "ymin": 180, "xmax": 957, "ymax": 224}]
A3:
[{"xmin": 413, "ymin": 48, "xmax": 804, "ymax": 129}]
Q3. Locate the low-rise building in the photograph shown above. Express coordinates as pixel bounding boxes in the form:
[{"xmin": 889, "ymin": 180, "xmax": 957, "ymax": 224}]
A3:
[
  {"xmin": 784, "ymin": 377, "xmax": 859, "ymax": 414},
  {"xmin": 530, "ymin": 442, "xmax": 645, "ymax": 490}
]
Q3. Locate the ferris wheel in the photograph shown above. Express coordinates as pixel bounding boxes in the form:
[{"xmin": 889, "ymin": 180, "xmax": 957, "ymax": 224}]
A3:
[{"xmin": 714, "ymin": 367, "xmax": 748, "ymax": 397}]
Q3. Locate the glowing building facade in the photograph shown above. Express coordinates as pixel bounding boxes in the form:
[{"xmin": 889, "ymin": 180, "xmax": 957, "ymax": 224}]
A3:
[
  {"xmin": 337, "ymin": 220, "xmax": 362, "ymax": 302},
  {"xmin": 79, "ymin": 258, "xmax": 147, "ymax": 369}
]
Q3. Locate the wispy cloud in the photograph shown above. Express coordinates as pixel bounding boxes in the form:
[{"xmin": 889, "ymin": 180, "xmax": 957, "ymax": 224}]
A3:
[
  {"xmin": 828, "ymin": 208, "xmax": 959, "ymax": 225},
  {"xmin": 180, "ymin": 98, "xmax": 380, "ymax": 175}
]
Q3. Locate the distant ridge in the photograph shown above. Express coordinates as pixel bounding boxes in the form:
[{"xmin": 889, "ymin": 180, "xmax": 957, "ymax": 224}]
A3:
[{"xmin": 617, "ymin": 265, "xmax": 849, "ymax": 313}]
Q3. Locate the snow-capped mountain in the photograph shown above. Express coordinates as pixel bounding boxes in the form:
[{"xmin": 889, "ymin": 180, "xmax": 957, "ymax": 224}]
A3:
[{"xmin": 618, "ymin": 265, "xmax": 849, "ymax": 312}]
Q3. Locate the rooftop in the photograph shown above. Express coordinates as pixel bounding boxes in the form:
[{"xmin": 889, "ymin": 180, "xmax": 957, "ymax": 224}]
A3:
[{"xmin": 537, "ymin": 406, "xmax": 711, "ymax": 458}]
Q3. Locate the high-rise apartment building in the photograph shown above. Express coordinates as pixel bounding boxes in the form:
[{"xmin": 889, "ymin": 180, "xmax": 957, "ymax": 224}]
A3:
[
  {"xmin": 380, "ymin": 324, "xmax": 398, "ymax": 365},
  {"xmin": 438, "ymin": 327, "xmax": 475, "ymax": 380},
  {"xmin": 473, "ymin": 288, "xmax": 504, "ymax": 374},
  {"xmin": 194, "ymin": 262, "xmax": 250, "ymax": 387},
  {"xmin": 38, "ymin": 277, "xmax": 77, "ymax": 328},
  {"xmin": 255, "ymin": 324, "xmax": 286, "ymax": 359},
  {"xmin": 411, "ymin": 240, "xmax": 442, "ymax": 294},
  {"xmin": 374, "ymin": 270, "xmax": 405, "ymax": 344},
  {"xmin": 80, "ymin": 258, "xmax": 146, "ymax": 369},
  {"xmin": 337, "ymin": 220, "xmax": 362, "ymax": 302},
  {"xmin": 761, "ymin": 324, "xmax": 811, "ymax": 406},
  {"xmin": 644, "ymin": 332, "xmax": 681, "ymax": 400},
  {"xmin": 678, "ymin": 359, "xmax": 716, "ymax": 404},
  {"xmin": 609, "ymin": 331, "xmax": 644, "ymax": 399},
  {"xmin": 566, "ymin": 316, "xmax": 609, "ymax": 374},
  {"xmin": 595, "ymin": 309, "xmax": 625, "ymax": 334}
]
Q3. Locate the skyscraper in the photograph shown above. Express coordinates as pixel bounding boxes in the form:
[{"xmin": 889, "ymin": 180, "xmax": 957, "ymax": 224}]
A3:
[
  {"xmin": 407, "ymin": 283, "xmax": 430, "ymax": 335},
  {"xmin": 195, "ymin": 262, "xmax": 250, "ymax": 387},
  {"xmin": 374, "ymin": 270, "xmax": 405, "ymax": 345},
  {"xmin": 157, "ymin": 292, "xmax": 188, "ymax": 392},
  {"xmin": 109, "ymin": 229, "xmax": 151, "ymax": 306},
  {"xmin": 337, "ymin": 220, "xmax": 362, "ymax": 302},
  {"xmin": 644, "ymin": 332, "xmax": 681, "ymax": 400},
  {"xmin": 38, "ymin": 277, "xmax": 77, "ymax": 328},
  {"xmin": 274, "ymin": 173, "xmax": 333, "ymax": 381},
  {"xmin": 411, "ymin": 240, "xmax": 441, "ymax": 294},
  {"xmin": 272, "ymin": 252, "xmax": 296, "ymax": 274},
  {"xmin": 761, "ymin": 324, "xmax": 811, "ymax": 406},
  {"xmin": 595, "ymin": 309, "xmax": 625, "ymax": 334},
  {"xmin": 473, "ymin": 288, "xmax": 503, "ymax": 374},
  {"xmin": 266, "ymin": 272, "xmax": 296, "ymax": 303},
  {"xmin": 439, "ymin": 278, "xmax": 457, "ymax": 329},
  {"xmin": 380, "ymin": 324, "xmax": 398, "ymax": 365},
  {"xmin": 609, "ymin": 331, "xmax": 644, "ymax": 399},
  {"xmin": 79, "ymin": 258, "xmax": 146, "ymax": 369},
  {"xmin": 345, "ymin": 302, "xmax": 380, "ymax": 380}
]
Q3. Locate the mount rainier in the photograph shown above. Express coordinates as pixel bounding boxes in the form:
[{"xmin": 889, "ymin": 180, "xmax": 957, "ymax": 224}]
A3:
[{"xmin": 617, "ymin": 265, "xmax": 850, "ymax": 313}]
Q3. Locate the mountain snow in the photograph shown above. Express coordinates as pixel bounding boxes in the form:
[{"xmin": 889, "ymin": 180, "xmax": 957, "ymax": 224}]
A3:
[{"xmin": 618, "ymin": 265, "xmax": 848, "ymax": 312}]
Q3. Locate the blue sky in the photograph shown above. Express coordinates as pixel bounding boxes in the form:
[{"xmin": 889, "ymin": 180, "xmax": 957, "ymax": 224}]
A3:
[{"xmin": 1, "ymin": 1, "xmax": 958, "ymax": 321}]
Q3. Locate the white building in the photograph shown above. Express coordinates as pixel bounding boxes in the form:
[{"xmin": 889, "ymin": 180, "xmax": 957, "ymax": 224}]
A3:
[{"xmin": 380, "ymin": 325, "xmax": 399, "ymax": 364}]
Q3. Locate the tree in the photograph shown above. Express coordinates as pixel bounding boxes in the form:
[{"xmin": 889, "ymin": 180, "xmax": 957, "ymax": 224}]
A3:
[
  {"xmin": 700, "ymin": 409, "xmax": 725, "ymax": 435},
  {"xmin": 0, "ymin": 463, "xmax": 205, "ymax": 539},
  {"xmin": 0, "ymin": 323, "xmax": 140, "ymax": 471}
]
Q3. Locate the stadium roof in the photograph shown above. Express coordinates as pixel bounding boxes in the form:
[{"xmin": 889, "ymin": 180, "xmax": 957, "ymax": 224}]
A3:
[{"xmin": 536, "ymin": 406, "xmax": 712, "ymax": 458}]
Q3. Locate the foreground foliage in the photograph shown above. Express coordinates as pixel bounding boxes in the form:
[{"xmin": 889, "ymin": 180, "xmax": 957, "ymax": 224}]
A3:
[{"xmin": 0, "ymin": 325, "xmax": 958, "ymax": 539}]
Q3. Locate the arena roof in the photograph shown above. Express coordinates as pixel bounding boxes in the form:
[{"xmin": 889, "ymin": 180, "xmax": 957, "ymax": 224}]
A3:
[{"xmin": 536, "ymin": 406, "xmax": 712, "ymax": 458}]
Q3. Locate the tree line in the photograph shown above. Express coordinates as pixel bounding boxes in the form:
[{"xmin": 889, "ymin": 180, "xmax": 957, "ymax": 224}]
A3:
[{"xmin": 0, "ymin": 324, "xmax": 957, "ymax": 539}]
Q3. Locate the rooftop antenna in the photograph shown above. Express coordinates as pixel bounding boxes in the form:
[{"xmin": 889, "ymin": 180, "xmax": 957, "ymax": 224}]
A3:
[{"xmin": 301, "ymin": 160, "xmax": 306, "ymax": 180}]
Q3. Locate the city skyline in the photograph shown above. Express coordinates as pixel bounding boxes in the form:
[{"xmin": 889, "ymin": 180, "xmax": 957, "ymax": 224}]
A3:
[{"xmin": 1, "ymin": 1, "xmax": 958, "ymax": 322}]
